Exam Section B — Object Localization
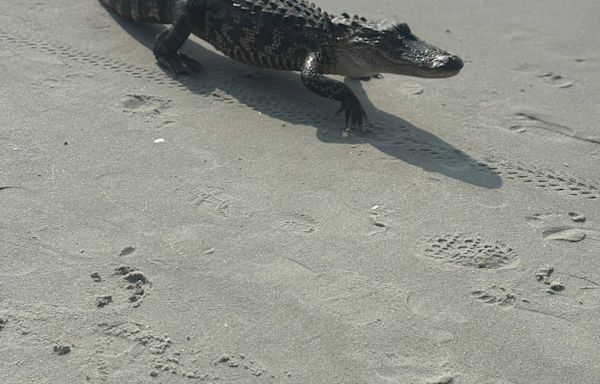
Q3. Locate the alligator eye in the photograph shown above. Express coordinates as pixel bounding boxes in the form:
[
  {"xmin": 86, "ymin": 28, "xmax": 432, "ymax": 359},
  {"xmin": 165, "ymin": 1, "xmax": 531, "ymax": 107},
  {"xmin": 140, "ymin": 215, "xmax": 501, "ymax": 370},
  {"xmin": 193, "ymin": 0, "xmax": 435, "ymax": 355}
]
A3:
[{"xmin": 394, "ymin": 22, "xmax": 411, "ymax": 36}]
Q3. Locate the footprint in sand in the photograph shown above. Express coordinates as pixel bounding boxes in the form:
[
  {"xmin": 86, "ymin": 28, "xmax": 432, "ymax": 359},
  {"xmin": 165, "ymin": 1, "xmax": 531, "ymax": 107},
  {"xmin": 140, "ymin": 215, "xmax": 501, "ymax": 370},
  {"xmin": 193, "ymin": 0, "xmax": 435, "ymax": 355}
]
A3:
[
  {"xmin": 526, "ymin": 212, "xmax": 596, "ymax": 242},
  {"xmin": 471, "ymin": 286, "xmax": 519, "ymax": 307},
  {"xmin": 421, "ymin": 233, "xmax": 519, "ymax": 269},
  {"xmin": 542, "ymin": 227, "xmax": 587, "ymax": 242},
  {"xmin": 117, "ymin": 94, "xmax": 171, "ymax": 118},
  {"xmin": 114, "ymin": 265, "xmax": 150, "ymax": 307},
  {"xmin": 92, "ymin": 265, "xmax": 150, "ymax": 308},
  {"xmin": 96, "ymin": 321, "xmax": 212, "ymax": 380}
]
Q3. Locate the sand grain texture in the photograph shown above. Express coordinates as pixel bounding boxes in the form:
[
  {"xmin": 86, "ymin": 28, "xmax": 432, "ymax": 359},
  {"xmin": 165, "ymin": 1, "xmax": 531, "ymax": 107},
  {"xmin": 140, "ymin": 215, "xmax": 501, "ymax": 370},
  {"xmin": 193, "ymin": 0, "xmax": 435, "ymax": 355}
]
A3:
[{"xmin": 1, "ymin": 0, "xmax": 600, "ymax": 383}]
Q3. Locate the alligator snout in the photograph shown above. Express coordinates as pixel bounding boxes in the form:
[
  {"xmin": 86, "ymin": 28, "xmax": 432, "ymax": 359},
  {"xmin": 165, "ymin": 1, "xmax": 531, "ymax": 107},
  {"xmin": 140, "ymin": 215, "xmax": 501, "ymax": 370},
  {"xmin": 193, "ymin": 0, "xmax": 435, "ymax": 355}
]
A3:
[{"xmin": 432, "ymin": 54, "xmax": 463, "ymax": 75}]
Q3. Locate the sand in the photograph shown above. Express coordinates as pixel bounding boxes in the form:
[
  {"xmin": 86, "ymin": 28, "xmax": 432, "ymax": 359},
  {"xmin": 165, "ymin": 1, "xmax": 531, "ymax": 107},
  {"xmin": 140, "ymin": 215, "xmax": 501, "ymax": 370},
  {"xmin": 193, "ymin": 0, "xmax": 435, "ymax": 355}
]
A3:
[{"xmin": 1, "ymin": 0, "xmax": 599, "ymax": 383}]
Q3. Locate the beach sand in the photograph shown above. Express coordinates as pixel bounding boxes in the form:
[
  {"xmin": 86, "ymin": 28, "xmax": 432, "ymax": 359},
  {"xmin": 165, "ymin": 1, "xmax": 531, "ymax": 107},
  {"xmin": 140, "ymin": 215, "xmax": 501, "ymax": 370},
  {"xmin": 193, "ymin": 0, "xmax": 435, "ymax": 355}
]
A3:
[{"xmin": 1, "ymin": 0, "xmax": 599, "ymax": 382}]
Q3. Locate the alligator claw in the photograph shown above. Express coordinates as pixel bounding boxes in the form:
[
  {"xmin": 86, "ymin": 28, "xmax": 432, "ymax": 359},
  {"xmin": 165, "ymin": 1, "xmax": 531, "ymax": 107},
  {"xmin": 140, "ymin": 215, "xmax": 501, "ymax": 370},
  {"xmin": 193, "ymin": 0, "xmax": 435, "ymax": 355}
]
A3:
[
  {"xmin": 179, "ymin": 53, "xmax": 205, "ymax": 72},
  {"xmin": 156, "ymin": 53, "xmax": 203, "ymax": 78},
  {"xmin": 336, "ymin": 96, "xmax": 367, "ymax": 130}
]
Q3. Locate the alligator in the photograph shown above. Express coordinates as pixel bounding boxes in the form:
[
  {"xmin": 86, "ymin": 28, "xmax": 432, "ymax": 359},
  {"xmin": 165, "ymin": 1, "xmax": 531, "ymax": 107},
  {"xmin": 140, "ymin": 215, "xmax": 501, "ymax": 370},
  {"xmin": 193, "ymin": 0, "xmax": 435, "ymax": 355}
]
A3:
[{"xmin": 100, "ymin": 0, "xmax": 463, "ymax": 129}]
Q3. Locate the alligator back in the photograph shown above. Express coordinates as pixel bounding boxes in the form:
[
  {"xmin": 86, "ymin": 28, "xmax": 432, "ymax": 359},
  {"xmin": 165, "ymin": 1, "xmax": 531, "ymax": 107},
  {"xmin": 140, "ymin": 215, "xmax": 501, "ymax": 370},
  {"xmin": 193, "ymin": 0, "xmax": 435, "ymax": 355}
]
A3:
[
  {"xmin": 100, "ymin": 0, "xmax": 338, "ymax": 71},
  {"xmin": 99, "ymin": 0, "xmax": 175, "ymax": 23},
  {"xmin": 196, "ymin": 0, "xmax": 333, "ymax": 71}
]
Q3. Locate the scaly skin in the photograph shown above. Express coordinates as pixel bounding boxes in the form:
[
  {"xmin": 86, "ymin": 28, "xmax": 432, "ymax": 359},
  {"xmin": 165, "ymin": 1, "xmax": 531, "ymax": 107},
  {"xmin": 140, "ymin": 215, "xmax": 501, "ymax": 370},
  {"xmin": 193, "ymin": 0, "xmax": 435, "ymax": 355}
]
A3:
[{"xmin": 100, "ymin": 0, "xmax": 463, "ymax": 129}]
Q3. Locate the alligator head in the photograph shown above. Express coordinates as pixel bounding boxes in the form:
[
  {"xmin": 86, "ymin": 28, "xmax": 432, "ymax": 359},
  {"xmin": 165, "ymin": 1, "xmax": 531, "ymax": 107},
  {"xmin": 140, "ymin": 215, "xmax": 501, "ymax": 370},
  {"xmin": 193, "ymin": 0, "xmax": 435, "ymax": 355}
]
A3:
[{"xmin": 329, "ymin": 15, "xmax": 463, "ymax": 79}]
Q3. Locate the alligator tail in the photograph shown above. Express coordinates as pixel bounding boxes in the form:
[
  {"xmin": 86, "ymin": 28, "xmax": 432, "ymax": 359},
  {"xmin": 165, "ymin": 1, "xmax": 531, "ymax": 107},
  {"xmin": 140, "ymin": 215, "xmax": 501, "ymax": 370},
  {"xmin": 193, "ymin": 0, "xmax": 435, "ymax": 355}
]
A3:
[{"xmin": 99, "ymin": 0, "xmax": 175, "ymax": 23}]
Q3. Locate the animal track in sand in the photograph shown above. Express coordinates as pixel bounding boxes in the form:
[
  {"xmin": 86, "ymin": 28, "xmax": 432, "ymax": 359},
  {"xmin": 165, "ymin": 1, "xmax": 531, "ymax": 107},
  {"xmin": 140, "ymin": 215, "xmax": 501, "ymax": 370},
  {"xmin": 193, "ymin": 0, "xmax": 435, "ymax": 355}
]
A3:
[
  {"xmin": 4, "ymin": 29, "xmax": 598, "ymax": 202},
  {"xmin": 506, "ymin": 111, "xmax": 600, "ymax": 146},
  {"xmin": 488, "ymin": 160, "xmax": 600, "ymax": 200},
  {"xmin": 421, "ymin": 234, "xmax": 518, "ymax": 269},
  {"xmin": 0, "ymin": 27, "xmax": 325, "ymax": 129}
]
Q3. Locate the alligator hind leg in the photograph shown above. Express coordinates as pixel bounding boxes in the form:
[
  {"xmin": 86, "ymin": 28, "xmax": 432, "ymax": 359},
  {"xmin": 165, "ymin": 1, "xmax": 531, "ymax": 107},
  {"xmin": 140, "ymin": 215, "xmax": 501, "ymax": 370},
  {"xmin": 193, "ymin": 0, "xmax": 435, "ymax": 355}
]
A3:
[{"xmin": 154, "ymin": 8, "xmax": 203, "ymax": 76}]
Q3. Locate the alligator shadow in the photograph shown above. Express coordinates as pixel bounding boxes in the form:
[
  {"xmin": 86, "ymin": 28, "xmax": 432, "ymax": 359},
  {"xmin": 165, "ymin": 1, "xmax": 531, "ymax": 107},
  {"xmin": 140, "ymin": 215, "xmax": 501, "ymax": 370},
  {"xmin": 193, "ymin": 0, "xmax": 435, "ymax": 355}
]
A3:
[{"xmin": 111, "ymin": 19, "xmax": 502, "ymax": 189}]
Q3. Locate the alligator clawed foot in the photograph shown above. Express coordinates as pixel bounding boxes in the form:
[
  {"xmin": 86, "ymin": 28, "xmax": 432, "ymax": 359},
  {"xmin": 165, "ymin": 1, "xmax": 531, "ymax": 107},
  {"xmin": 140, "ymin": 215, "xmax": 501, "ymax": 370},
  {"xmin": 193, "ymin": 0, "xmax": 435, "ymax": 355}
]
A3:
[
  {"xmin": 336, "ymin": 96, "xmax": 368, "ymax": 131},
  {"xmin": 156, "ymin": 52, "xmax": 191, "ymax": 77},
  {"xmin": 155, "ymin": 52, "xmax": 203, "ymax": 78},
  {"xmin": 179, "ymin": 53, "xmax": 205, "ymax": 72}
]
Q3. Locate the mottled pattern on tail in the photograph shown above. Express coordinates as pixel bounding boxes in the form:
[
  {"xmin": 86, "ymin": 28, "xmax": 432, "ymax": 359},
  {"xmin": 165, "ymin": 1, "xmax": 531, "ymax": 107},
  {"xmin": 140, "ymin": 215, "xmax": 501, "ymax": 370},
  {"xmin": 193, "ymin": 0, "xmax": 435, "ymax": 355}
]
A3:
[{"xmin": 99, "ymin": 0, "xmax": 174, "ymax": 23}]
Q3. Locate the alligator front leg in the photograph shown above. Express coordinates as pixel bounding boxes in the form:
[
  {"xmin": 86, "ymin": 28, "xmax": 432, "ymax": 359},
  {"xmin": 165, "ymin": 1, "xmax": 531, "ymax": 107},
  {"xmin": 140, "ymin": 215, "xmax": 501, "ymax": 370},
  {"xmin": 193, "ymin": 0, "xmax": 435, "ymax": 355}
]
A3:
[
  {"xmin": 153, "ymin": 4, "xmax": 203, "ymax": 76},
  {"xmin": 301, "ymin": 52, "xmax": 367, "ymax": 130}
]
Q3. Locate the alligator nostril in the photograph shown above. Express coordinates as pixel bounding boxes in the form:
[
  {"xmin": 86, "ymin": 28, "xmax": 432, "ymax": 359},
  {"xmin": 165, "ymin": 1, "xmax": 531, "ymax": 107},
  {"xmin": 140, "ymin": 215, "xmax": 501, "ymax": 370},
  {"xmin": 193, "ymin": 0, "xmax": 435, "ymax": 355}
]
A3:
[
  {"xmin": 440, "ymin": 55, "xmax": 463, "ymax": 71},
  {"xmin": 447, "ymin": 55, "xmax": 463, "ymax": 70}
]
